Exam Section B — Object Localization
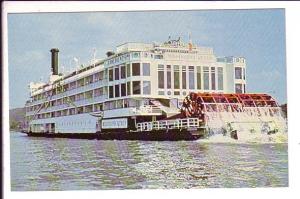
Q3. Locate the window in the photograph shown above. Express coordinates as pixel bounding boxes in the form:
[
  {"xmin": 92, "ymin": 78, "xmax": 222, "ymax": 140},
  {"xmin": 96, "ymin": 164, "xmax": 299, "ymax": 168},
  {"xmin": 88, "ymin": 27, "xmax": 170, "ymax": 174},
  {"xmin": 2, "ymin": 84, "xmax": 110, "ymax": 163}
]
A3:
[
  {"xmin": 167, "ymin": 65, "xmax": 171, "ymax": 89},
  {"xmin": 86, "ymin": 75, "xmax": 93, "ymax": 84},
  {"xmin": 235, "ymin": 67, "xmax": 242, "ymax": 79},
  {"xmin": 154, "ymin": 54, "xmax": 163, "ymax": 59},
  {"xmin": 77, "ymin": 79, "xmax": 84, "ymax": 87},
  {"xmin": 182, "ymin": 66, "xmax": 186, "ymax": 89},
  {"xmin": 127, "ymin": 82, "xmax": 131, "ymax": 95},
  {"xmin": 70, "ymin": 81, "xmax": 76, "ymax": 90},
  {"xmin": 77, "ymin": 107, "xmax": 84, "ymax": 114},
  {"xmin": 143, "ymin": 81, "xmax": 151, "ymax": 95},
  {"xmin": 115, "ymin": 85, "xmax": 120, "ymax": 97},
  {"xmin": 132, "ymin": 63, "xmax": 140, "ymax": 76},
  {"xmin": 158, "ymin": 64, "xmax": 164, "ymax": 89},
  {"xmin": 211, "ymin": 67, "xmax": 216, "ymax": 90},
  {"xmin": 142, "ymin": 63, "xmax": 150, "ymax": 76},
  {"xmin": 109, "ymin": 86, "xmax": 114, "ymax": 98},
  {"xmin": 243, "ymin": 68, "xmax": 246, "ymax": 80},
  {"xmin": 121, "ymin": 83, "xmax": 126, "ymax": 97},
  {"xmin": 174, "ymin": 65, "xmax": 180, "ymax": 89},
  {"xmin": 244, "ymin": 84, "xmax": 246, "ymax": 93},
  {"xmin": 94, "ymin": 88, "xmax": 101, "ymax": 97},
  {"xmin": 197, "ymin": 66, "xmax": 201, "ymax": 90},
  {"xmin": 94, "ymin": 103, "xmax": 103, "ymax": 111},
  {"xmin": 85, "ymin": 105, "xmax": 93, "ymax": 113},
  {"xmin": 174, "ymin": 91, "xmax": 180, "ymax": 95},
  {"xmin": 116, "ymin": 100, "xmax": 123, "ymax": 108},
  {"xmin": 189, "ymin": 66, "xmax": 195, "ymax": 89},
  {"xmin": 158, "ymin": 91, "xmax": 165, "ymax": 95},
  {"xmin": 85, "ymin": 91, "xmax": 93, "ymax": 99},
  {"xmin": 126, "ymin": 63, "xmax": 131, "ymax": 77},
  {"xmin": 132, "ymin": 52, "xmax": 140, "ymax": 58},
  {"xmin": 203, "ymin": 66, "xmax": 210, "ymax": 90},
  {"xmin": 109, "ymin": 69, "xmax": 113, "ymax": 81},
  {"xmin": 133, "ymin": 81, "xmax": 141, "ymax": 94},
  {"xmin": 121, "ymin": 65, "xmax": 126, "ymax": 79},
  {"xmin": 217, "ymin": 67, "xmax": 223, "ymax": 90},
  {"xmin": 94, "ymin": 72, "xmax": 101, "ymax": 81},
  {"xmin": 115, "ymin": 67, "xmax": 119, "ymax": 80},
  {"xmin": 235, "ymin": 84, "xmax": 243, "ymax": 93}
]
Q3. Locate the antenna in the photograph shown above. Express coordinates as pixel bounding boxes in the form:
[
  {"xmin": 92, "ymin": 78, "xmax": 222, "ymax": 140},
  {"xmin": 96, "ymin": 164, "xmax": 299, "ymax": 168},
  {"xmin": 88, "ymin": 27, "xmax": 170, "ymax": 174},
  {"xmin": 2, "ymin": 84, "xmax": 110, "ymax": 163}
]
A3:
[
  {"xmin": 92, "ymin": 48, "xmax": 96, "ymax": 67},
  {"xmin": 73, "ymin": 57, "xmax": 79, "ymax": 69},
  {"xmin": 188, "ymin": 32, "xmax": 192, "ymax": 44},
  {"xmin": 188, "ymin": 32, "xmax": 193, "ymax": 51}
]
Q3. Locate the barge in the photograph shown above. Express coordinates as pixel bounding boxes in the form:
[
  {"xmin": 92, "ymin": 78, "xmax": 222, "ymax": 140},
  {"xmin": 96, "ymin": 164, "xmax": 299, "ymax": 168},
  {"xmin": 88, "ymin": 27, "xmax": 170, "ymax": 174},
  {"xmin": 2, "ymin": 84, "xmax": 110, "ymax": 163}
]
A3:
[{"xmin": 23, "ymin": 36, "xmax": 286, "ymax": 140}]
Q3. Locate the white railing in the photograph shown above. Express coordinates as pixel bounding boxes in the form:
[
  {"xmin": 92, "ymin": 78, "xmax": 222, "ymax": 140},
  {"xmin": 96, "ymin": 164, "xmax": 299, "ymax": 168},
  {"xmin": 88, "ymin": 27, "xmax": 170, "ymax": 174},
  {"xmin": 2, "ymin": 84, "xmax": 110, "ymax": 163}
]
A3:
[{"xmin": 136, "ymin": 118, "xmax": 201, "ymax": 132}]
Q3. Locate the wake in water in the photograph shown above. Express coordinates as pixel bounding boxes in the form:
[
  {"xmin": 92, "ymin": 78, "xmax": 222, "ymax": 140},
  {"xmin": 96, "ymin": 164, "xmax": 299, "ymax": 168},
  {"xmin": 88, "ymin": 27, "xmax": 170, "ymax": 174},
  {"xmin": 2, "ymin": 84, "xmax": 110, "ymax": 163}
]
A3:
[
  {"xmin": 201, "ymin": 132, "xmax": 288, "ymax": 144},
  {"xmin": 202, "ymin": 106, "xmax": 288, "ymax": 144}
]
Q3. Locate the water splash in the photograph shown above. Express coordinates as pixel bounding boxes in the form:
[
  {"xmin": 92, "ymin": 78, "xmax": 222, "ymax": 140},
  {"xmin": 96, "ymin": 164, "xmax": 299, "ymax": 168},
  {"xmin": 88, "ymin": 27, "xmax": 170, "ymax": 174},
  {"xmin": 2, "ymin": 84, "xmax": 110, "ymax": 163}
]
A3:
[{"xmin": 203, "ymin": 104, "xmax": 288, "ymax": 144}]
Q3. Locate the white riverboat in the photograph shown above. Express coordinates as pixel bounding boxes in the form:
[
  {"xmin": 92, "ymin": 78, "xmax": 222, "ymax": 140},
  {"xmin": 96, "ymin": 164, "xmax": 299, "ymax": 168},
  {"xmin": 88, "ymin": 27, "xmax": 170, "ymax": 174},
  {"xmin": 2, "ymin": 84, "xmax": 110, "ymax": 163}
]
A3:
[{"xmin": 24, "ymin": 36, "xmax": 261, "ymax": 140}]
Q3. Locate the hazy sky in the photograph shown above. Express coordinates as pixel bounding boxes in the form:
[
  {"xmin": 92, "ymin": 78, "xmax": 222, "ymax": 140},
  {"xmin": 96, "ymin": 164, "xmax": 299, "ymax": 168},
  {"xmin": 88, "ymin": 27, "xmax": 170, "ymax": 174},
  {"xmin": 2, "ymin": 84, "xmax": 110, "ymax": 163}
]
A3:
[{"xmin": 8, "ymin": 9, "xmax": 286, "ymax": 108}]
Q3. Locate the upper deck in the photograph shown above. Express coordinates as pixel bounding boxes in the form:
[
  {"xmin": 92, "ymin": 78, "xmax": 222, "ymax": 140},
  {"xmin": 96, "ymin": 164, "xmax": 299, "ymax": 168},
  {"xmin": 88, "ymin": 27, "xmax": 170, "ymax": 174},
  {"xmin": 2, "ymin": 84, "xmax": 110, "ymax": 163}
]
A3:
[{"xmin": 25, "ymin": 37, "xmax": 247, "ymax": 121}]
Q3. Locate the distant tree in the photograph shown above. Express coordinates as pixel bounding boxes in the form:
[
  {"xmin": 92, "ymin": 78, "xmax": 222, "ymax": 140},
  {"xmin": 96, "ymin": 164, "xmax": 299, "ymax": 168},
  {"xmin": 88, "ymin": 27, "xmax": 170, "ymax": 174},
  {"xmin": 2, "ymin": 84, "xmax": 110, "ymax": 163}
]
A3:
[{"xmin": 10, "ymin": 119, "xmax": 19, "ymax": 130}]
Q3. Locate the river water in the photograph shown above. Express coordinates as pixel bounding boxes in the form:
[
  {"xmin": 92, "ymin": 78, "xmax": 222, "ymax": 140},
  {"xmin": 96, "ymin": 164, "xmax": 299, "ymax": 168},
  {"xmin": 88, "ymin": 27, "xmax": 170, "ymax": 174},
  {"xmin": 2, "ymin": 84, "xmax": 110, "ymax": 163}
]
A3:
[{"xmin": 10, "ymin": 132, "xmax": 288, "ymax": 191}]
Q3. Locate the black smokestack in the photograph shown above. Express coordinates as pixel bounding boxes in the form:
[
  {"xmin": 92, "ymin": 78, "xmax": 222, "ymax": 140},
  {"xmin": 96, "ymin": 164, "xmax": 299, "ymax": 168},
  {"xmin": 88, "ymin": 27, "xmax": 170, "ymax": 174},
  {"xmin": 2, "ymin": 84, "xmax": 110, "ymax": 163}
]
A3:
[{"xmin": 50, "ymin": 48, "xmax": 59, "ymax": 75}]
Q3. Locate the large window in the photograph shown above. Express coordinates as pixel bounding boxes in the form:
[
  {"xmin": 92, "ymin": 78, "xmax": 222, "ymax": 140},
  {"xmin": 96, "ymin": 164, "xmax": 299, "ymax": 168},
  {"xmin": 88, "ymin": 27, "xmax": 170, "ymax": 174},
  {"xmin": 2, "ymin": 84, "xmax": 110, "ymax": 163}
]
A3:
[
  {"xmin": 121, "ymin": 65, "xmax": 126, "ymax": 79},
  {"xmin": 132, "ymin": 63, "xmax": 140, "ymax": 76},
  {"xmin": 158, "ymin": 64, "xmax": 164, "ymax": 89},
  {"xmin": 217, "ymin": 67, "xmax": 223, "ymax": 90},
  {"xmin": 115, "ymin": 67, "xmax": 119, "ymax": 80},
  {"xmin": 197, "ymin": 66, "xmax": 201, "ymax": 90},
  {"xmin": 133, "ymin": 81, "xmax": 141, "ymax": 94},
  {"xmin": 143, "ymin": 81, "xmax": 151, "ymax": 95},
  {"xmin": 235, "ymin": 67, "xmax": 242, "ymax": 79},
  {"xmin": 142, "ymin": 63, "xmax": 150, "ymax": 76},
  {"xmin": 211, "ymin": 67, "xmax": 216, "ymax": 90},
  {"xmin": 109, "ymin": 69, "xmax": 113, "ymax": 81},
  {"xmin": 189, "ymin": 66, "xmax": 195, "ymax": 89},
  {"xmin": 127, "ymin": 82, "xmax": 131, "ymax": 95},
  {"xmin": 167, "ymin": 65, "xmax": 171, "ymax": 89},
  {"xmin": 174, "ymin": 65, "xmax": 180, "ymax": 89},
  {"xmin": 203, "ymin": 66, "xmax": 210, "ymax": 90},
  {"xmin": 235, "ymin": 84, "xmax": 243, "ymax": 93},
  {"xmin": 115, "ymin": 85, "xmax": 120, "ymax": 97},
  {"xmin": 121, "ymin": 83, "xmax": 126, "ymax": 97},
  {"xmin": 109, "ymin": 86, "xmax": 114, "ymax": 98},
  {"xmin": 182, "ymin": 66, "xmax": 186, "ymax": 89},
  {"xmin": 126, "ymin": 63, "xmax": 131, "ymax": 77}
]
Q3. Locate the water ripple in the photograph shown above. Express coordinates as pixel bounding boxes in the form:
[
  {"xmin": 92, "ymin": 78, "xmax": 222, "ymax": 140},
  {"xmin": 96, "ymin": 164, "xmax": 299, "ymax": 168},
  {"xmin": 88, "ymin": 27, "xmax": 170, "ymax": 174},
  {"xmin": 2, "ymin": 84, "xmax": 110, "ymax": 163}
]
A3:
[{"xmin": 10, "ymin": 132, "xmax": 288, "ymax": 190}]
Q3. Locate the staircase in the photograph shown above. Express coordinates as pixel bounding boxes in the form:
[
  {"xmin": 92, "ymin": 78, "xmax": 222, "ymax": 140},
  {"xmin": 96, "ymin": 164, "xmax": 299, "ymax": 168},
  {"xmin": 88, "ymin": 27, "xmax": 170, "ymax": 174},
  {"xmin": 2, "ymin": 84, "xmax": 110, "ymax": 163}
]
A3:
[{"xmin": 150, "ymin": 99, "xmax": 180, "ymax": 118}]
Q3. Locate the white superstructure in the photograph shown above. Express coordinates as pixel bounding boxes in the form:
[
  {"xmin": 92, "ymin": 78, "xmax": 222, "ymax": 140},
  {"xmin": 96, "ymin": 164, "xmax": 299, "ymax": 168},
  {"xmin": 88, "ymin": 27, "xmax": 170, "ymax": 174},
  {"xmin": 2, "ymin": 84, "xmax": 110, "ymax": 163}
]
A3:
[{"xmin": 25, "ymin": 37, "xmax": 246, "ymax": 134}]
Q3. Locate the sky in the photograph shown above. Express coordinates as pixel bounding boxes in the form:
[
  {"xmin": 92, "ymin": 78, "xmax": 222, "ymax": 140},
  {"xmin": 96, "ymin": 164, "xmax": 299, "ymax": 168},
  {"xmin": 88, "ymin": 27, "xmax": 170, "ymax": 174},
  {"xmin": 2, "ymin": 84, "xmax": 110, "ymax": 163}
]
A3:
[{"xmin": 8, "ymin": 9, "xmax": 287, "ymax": 108}]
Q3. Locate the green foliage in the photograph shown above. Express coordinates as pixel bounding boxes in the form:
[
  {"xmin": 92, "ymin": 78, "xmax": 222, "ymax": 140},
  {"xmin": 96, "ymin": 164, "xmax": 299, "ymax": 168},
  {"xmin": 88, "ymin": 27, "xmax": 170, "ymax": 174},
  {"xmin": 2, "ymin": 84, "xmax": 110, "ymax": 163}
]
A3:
[{"xmin": 10, "ymin": 119, "xmax": 19, "ymax": 130}]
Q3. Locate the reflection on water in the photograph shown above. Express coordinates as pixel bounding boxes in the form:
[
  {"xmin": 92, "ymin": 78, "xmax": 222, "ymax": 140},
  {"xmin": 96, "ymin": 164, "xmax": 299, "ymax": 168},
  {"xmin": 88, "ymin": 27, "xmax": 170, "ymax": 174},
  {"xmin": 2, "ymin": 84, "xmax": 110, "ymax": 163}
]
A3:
[{"xmin": 10, "ymin": 132, "xmax": 288, "ymax": 191}]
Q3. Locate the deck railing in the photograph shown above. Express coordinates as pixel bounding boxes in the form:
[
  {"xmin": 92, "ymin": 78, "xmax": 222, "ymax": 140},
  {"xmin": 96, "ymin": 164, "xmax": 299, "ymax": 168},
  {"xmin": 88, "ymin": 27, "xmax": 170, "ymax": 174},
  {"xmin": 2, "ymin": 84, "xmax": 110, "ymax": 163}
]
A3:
[{"xmin": 136, "ymin": 118, "xmax": 201, "ymax": 132}]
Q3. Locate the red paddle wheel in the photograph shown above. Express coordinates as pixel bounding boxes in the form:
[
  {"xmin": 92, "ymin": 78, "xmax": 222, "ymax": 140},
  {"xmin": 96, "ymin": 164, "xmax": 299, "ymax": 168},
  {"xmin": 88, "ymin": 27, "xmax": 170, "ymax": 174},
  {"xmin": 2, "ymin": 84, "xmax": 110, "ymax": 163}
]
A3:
[{"xmin": 181, "ymin": 92, "xmax": 279, "ymax": 120}]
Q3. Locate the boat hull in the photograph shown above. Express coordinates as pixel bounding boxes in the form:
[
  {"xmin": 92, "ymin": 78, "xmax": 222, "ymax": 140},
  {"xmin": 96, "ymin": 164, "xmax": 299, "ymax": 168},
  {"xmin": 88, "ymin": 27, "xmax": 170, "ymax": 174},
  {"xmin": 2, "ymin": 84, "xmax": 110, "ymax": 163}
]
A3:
[{"xmin": 26, "ymin": 129, "xmax": 204, "ymax": 141}]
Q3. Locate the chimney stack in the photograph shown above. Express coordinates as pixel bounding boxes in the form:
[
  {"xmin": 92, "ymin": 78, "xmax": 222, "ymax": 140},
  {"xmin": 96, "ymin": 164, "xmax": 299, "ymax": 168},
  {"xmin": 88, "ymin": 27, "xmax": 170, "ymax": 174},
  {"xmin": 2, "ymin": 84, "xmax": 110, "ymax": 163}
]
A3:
[{"xmin": 50, "ymin": 48, "xmax": 59, "ymax": 75}]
